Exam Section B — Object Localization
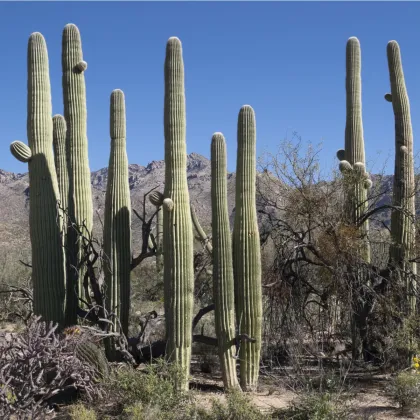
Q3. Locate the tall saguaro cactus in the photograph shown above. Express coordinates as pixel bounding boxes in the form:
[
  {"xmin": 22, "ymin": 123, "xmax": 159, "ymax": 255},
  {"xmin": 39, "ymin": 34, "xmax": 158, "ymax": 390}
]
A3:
[
  {"xmin": 103, "ymin": 89, "xmax": 132, "ymax": 339},
  {"xmin": 233, "ymin": 105, "xmax": 262, "ymax": 391},
  {"xmin": 338, "ymin": 37, "xmax": 372, "ymax": 231},
  {"xmin": 386, "ymin": 40, "xmax": 417, "ymax": 313},
  {"xmin": 62, "ymin": 23, "xmax": 93, "ymax": 325},
  {"xmin": 211, "ymin": 133, "xmax": 240, "ymax": 390},
  {"xmin": 163, "ymin": 37, "xmax": 194, "ymax": 390},
  {"xmin": 337, "ymin": 37, "xmax": 372, "ymax": 359},
  {"xmin": 10, "ymin": 33, "xmax": 66, "ymax": 325}
]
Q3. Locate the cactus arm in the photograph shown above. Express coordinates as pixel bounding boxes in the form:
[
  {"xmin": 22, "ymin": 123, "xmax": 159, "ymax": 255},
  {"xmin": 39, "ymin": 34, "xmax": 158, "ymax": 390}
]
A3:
[
  {"xmin": 10, "ymin": 141, "xmax": 32, "ymax": 163},
  {"xmin": 191, "ymin": 204, "xmax": 213, "ymax": 255}
]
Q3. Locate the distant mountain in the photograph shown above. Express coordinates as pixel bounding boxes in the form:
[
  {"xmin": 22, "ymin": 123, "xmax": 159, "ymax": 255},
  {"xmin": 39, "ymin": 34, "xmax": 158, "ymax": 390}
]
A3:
[
  {"xmin": 0, "ymin": 153, "xmax": 237, "ymax": 262},
  {"xmin": 0, "ymin": 153, "xmax": 395, "ymax": 267}
]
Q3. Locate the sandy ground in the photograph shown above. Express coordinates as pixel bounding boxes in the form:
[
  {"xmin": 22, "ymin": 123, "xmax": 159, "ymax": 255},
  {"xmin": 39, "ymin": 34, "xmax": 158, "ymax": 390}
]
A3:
[{"xmin": 189, "ymin": 365, "xmax": 420, "ymax": 419}]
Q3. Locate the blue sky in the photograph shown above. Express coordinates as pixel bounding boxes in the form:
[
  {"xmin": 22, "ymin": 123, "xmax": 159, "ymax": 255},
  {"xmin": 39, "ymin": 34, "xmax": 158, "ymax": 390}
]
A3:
[{"xmin": 0, "ymin": 2, "xmax": 419, "ymax": 175}]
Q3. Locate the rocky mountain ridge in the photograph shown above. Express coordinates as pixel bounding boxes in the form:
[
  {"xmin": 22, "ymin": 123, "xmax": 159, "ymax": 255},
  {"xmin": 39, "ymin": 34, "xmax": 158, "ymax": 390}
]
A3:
[{"xmin": 0, "ymin": 153, "xmax": 394, "ymax": 267}]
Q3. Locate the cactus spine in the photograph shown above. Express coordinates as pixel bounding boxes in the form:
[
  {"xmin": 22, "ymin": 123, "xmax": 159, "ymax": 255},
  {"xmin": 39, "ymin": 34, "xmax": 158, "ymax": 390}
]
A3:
[
  {"xmin": 62, "ymin": 24, "xmax": 93, "ymax": 325},
  {"xmin": 163, "ymin": 37, "xmax": 194, "ymax": 390},
  {"xmin": 232, "ymin": 105, "xmax": 262, "ymax": 391},
  {"xmin": 386, "ymin": 41, "xmax": 417, "ymax": 313},
  {"xmin": 211, "ymin": 133, "xmax": 240, "ymax": 390},
  {"xmin": 10, "ymin": 33, "xmax": 66, "ymax": 325},
  {"xmin": 103, "ymin": 89, "xmax": 132, "ymax": 340}
]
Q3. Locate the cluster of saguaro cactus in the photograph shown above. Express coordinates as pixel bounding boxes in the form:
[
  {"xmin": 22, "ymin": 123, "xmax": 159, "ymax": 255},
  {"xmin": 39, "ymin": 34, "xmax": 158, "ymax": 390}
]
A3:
[
  {"xmin": 103, "ymin": 89, "xmax": 132, "ymax": 342},
  {"xmin": 162, "ymin": 37, "xmax": 195, "ymax": 391},
  {"xmin": 10, "ymin": 33, "xmax": 66, "ymax": 325},
  {"xmin": 18, "ymin": 23, "xmax": 420, "ymax": 394},
  {"xmin": 10, "ymin": 25, "xmax": 98, "ymax": 329},
  {"xmin": 385, "ymin": 40, "xmax": 417, "ymax": 313}
]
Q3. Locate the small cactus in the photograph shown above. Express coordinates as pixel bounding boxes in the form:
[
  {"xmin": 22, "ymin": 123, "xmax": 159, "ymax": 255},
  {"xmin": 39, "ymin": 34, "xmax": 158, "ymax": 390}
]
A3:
[{"xmin": 75, "ymin": 340, "xmax": 110, "ymax": 381}]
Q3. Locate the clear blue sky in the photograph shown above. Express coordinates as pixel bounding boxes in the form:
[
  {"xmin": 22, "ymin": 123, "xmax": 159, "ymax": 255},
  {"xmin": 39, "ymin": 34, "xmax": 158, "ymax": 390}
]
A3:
[{"xmin": 0, "ymin": 2, "xmax": 419, "ymax": 175}]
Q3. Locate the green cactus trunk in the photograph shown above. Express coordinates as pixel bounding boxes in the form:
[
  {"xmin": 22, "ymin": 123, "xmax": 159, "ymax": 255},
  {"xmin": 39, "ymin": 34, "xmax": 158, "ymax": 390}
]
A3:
[
  {"xmin": 103, "ymin": 89, "xmax": 132, "ymax": 344},
  {"xmin": 386, "ymin": 40, "xmax": 417, "ymax": 314},
  {"xmin": 211, "ymin": 133, "xmax": 240, "ymax": 390},
  {"xmin": 337, "ymin": 37, "xmax": 372, "ymax": 360},
  {"xmin": 62, "ymin": 24, "xmax": 93, "ymax": 325},
  {"xmin": 163, "ymin": 37, "xmax": 194, "ymax": 390},
  {"xmin": 232, "ymin": 105, "xmax": 262, "ymax": 391},
  {"xmin": 10, "ymin": 33, "xmax": 66, "ymax": 325},
  {"xmin": 53, "ymin": 114, "xmax": 69, "ymax": 232},
  {"xmin": 341, "ymin": 37, "xmax": 371, "ymax": 236}
]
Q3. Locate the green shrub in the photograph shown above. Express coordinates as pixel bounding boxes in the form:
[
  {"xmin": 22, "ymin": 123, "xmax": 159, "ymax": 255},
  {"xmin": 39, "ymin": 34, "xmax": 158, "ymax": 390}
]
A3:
[
  {"xmin": 108, "ymin": 359, "xmax": 194, "ymax": 419},
  {"xmin": 274, "ymin": 392, "xmax": 351, "ymax": 420},
  {"xmin": 387, "ymin": 371, "xmax": 420, "ymax": 413},
  {"xmin": 198, "ymin": 390, "xmax": 266, "ymax": 420},
  {"xmin": 68, "ymin": 404, "xmax": 97, "ymax": 420}
]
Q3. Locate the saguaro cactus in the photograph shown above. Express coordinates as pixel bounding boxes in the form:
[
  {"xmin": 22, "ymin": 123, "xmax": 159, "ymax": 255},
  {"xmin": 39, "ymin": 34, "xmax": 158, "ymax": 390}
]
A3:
[
  {"xmin": 337, "ymin": 37, "xmax": 372, "ymax": 231},
  {"xmin": 386, "ymin": 40, "xmax": 417, "ymax": 313},
  {"xmin": 103, "ymin": 89, "xmax": 132, "ymax": 339},
  {"xmin": 62, "ymin": 23, "xmax": 93, "ymax": 325},
  {"xmin": 232, "ymin": 105, "xmax": 262, "ymax": 391},
  {"xmin": 10, "ymin": 33, "xmax": 66, "ymax": 325},
  {"xmin": 163, "ymin": 37, "xmax": 194, "ymax": 390},
  {"xmin": 337, "ymin": 37, "xmax": 372, "ymax": 359},
  {"xmin": 211, "ymin": 133, "xmax": 240, "ymax": 390}
]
